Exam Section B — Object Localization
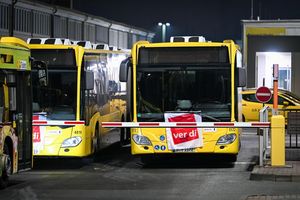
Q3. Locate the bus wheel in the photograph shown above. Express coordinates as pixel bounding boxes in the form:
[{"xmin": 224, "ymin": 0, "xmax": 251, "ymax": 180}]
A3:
[
  {"xmin": 0, "ymin": 144, "xmax": 11, "ymax": 189},
  {"xmin": 93, "ymin": 125, "xmax": 101, "ymax": 156}
]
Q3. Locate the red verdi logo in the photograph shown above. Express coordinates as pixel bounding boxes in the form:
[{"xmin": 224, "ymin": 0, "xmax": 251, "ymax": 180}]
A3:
[
  {"xmin": 164, "ymin": 113, "xmax": 203, "ymax": 150},
  {"xmin": 32, "ymin": 115, "xmax": 41, "ymax": 143},
  {"xmin": 168, "ymin": 114, "xmax": 199, "ymax": 144}
]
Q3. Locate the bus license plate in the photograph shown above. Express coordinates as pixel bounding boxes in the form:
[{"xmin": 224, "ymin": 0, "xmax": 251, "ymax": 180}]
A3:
[{"xmin": 172, "ymin": 148, "xmax": 196, "ymax": 153}]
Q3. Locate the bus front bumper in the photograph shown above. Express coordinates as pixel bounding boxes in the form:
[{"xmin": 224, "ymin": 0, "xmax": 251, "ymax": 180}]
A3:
[{"xmin": 131, "ymin": 134, "xmax": 240, "ymax": 155}]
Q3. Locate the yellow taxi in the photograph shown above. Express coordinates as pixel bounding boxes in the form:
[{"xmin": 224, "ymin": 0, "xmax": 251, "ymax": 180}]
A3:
[{"xmin": 241, "ymin": 88, "xmax": 300, "ymax": 122}]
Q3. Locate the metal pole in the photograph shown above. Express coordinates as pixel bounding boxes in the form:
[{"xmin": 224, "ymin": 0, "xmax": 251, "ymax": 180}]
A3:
[
  {"xmin": 162, "ymin": 24, "xmax": 166, "ymax": 42},
  {"xmin": 259, "ymin": 110, "xmax": 264, "ymax": 166},
  {"xmin": 273, "ymin": 64, "xmax": 279, "ymax": 115},
  {"xmin": 259, "ymin": 105, "xmax": 270, "ymax": 166},
  {"xmin": 251, "ymin": 0, "xmax": 254, "ymax": 20},
  {"xmin": 9, "ymin": 0, "xmax": 17, "ymax": 36}
]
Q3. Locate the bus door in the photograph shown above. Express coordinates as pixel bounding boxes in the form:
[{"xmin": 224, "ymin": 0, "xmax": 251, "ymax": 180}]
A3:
[{"xmin": 7, "ymin": 71, "xmax": 32, "ymax": 170}]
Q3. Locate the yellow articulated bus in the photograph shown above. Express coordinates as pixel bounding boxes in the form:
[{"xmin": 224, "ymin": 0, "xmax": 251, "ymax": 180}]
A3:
[
  {"xmin": 117, "ymin": 36, "xmax": 246, "ymax": 162},
  {"xmin": 0, "ymin": 37, "xmax": 32, "ymax": 188},
  {"xmin": 28, "ymin": 39, "xmax": 129, "ymax": 158}
]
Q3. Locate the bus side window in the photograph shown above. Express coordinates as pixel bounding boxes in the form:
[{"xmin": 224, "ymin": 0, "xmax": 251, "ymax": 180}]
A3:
[{"xmin": 6, "ymin": 73, "xmax": 17, "ymax": 111}]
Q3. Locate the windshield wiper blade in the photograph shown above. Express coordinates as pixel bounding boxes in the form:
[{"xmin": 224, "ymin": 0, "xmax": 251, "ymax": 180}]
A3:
[
  {"xmin": 200, "ymin": 113, "xmax": 221, "ymax": 122},
  {"xmin": 165, "ymin": 110, "xmax": 221, "ymax": 122}
]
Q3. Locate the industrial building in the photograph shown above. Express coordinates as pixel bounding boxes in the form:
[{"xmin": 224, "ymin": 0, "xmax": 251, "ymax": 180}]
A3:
[
  {"xmin": 242, "ymin": 19, "xmax": 300, "ymax": 96},
  {"xmin": 0, "ymin": 0, "xmax": 155, "ymax": 49}
]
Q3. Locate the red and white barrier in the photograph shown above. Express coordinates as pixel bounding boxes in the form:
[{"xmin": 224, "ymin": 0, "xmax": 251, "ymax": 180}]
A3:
[
  {"xmin": 32, "ymin": 120, "xmax": 85, "ymax": 126},
  {"xmin": 32, "ymin": 120, "xmax": 271, "ymax": 128},
  {"xmin": 101, "ymin": 122, "xmax": 271, "ymax": 128}
]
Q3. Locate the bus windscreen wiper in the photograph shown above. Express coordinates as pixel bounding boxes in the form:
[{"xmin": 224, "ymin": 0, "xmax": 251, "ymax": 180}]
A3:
[{"xmin": 165, "ymin": 111, "xmax": 221, "ymax": 122}]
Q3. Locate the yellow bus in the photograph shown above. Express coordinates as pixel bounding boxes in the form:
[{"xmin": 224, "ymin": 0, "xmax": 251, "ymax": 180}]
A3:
[
  {"xmin": 118, "ymin": 36, "xmax": 246, "ymax": 162},
  {"xmin": 29, "ymin": 39, "xmax": 129, "ymax": 158},
  {"xmin": 0, "ymin": 37, "xmax": 32, "ymax": 188}
]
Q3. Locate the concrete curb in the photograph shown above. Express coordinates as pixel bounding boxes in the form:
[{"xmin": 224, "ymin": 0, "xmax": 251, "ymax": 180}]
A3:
[{"xmin": 250, "ymin": 161, "xmax": 300, "ymax": 182}]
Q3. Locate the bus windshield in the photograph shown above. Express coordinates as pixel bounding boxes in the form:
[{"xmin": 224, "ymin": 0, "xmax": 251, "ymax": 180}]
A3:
[
  {"xmin": 31, "ymin": 49, "xmax": 77, "ymax": 120},
  {"xmin": 137, "ymin": 66, "xmax": 231, "ymax": 122}
]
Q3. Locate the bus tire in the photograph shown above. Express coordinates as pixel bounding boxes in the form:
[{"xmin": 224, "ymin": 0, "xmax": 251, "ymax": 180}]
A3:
[
  {"xmin": 91, "ymin": 124, "xmax": 100, "ymax": 158},
  {"xmin": 0, "ymin": 143, "xmax": 11, "ymax": 189},
  {"xmin": 93, "ymin": 125, "xmax": 101, "ymax": 157},
  {"xmin": 0, "ymin": 166, "xmax": 8, "ymax": 189}
]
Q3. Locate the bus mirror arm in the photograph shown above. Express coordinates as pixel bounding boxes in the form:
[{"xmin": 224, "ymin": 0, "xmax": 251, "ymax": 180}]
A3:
[
  {"xmin": 33, "ymin": 60, "xmax": 48, "ymax": 87},
  {"xmin": 119, "ymin": 57, "xmax": 131, "ymax": 82},
  {"xmin": 238, "ymin": 68, "xmax": 246, "ymax": 87}
]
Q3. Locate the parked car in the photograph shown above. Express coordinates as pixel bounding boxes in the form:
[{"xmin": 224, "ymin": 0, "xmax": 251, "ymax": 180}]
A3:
[{"xmin": 241, "ymin": 88, "xmax": 300, "ymax": 122}]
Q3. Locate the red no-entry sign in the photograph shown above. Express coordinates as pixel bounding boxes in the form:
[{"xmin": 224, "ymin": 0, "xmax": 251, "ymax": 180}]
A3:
[{"xmin": 255, "ymin": 86, "xmax": 272, "ymax": 103}]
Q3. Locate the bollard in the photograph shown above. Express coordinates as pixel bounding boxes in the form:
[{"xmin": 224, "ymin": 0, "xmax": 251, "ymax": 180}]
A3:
[{"xmin": 271, "ymin": 115, "xmax": 285, "ymax": 166}]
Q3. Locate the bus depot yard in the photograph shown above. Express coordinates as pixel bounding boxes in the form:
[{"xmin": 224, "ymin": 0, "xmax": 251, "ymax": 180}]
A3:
[
  {"xmin": 1, "ymin": 133, "xmax": 300, "ymax": 200},
  {"xmin": 2, "ymin": 0, "xmax": 300, "ymax": 197},
  {"xmin": 0, "ymin": 36, "xmax": 299, "ymax": 200}
]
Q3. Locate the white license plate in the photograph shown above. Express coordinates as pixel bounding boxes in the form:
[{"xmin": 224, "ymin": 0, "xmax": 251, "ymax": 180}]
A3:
[{"xmin": 172, "ymin": 148, "xmax": 196, "ymax": 153}]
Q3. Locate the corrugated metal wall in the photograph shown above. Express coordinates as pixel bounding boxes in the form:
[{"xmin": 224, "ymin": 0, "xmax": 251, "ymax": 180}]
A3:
[{"xmin": 0, "ymin": 0, "xmax": 154, "ymax": 49}]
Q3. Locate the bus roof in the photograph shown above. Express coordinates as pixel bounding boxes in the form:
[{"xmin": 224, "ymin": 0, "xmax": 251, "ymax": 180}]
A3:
[
  {"xmin": 29, "ymin": 43, "xmax": 129, "ymax": 55},
  {"xmin": 29, "ymin": 43, "xmax": 130, "ymax": 68},
  {"xmin": 133, "ymin": 39, "xmax": 237, "ymax": 48},
  {"xmin": 0, "ymin": 37, "xmax": 31, "ymax": 71},
  {"xmin": 0, "ymin": 37, "xmax": 30, "ymax": 51}
]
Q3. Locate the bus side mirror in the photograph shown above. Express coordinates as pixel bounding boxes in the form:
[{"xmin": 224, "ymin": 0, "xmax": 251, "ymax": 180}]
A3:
[
  {"xmin": 238, "ymin": 68, "xmax": 246, "ymax": 87},
  {"xmin": 283, "ymin": 101, "xmax": 289, "ymax": 106},
  {"xmin": 85, "ymin": 70, "xmax": 94, "ymax": 90},
  {"xmin": 119, "ymin": 58, "xmax": 130, "ymax": 82},
  {"xmin": 33, "ymin": 60, "xmax": 48, "ymax": 86}
]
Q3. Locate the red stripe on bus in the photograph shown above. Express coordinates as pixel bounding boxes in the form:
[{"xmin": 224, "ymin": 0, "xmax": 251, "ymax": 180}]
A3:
[
  {"xmin": 214, "ymin": 123, "xmax": 234, "ymax": 126},
  {"xmin": 139, "ymin": 123, "xmax": 160, "ymax": 127},
  {"xmin": 64, "ymin": 121, "xmax": 85, "ymax": 125}
]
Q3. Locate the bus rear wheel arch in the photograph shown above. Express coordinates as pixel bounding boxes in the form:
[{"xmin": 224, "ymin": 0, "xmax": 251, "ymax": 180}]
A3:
[{"xmin": 92, "ymin": 123, "xmax": 101, "ymax": 155}]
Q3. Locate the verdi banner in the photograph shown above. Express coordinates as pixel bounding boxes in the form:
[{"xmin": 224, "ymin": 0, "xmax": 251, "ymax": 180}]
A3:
[{"xmin": 164, "ymin": 113, "xmax": 203, "ymax": 150}]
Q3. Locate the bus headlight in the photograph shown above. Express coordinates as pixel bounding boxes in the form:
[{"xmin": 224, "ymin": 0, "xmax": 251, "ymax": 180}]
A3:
[
  {"xmin": 132, "ymin": 134, "xmax": 152, "ymax": 145},
  {"xmin": 217, "ymin": 133, "xmax": 236, "ymax": 145},
  {"xmin": 61, "ymin": 136, "xmax": 82, "ymax": 148}
]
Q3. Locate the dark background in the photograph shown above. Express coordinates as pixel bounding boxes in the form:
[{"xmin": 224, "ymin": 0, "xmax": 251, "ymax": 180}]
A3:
[{"xmin": 35, "ymin": 0, "xmax": 300, "ymax": 42}]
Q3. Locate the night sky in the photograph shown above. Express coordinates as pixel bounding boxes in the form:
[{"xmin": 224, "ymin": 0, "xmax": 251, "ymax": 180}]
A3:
[{"xmin": 73, "ymin": 0, "xmax": 300, "ymax": 42}]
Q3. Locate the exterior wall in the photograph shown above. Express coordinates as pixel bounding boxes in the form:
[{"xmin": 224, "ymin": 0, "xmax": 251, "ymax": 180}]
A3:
[
  {"xmin": 291, "ymin": 53, "xmax": 300, "ymax": 96},
  {"xmin": 0, "ymin": 0, "xmax": 155, "ymax": 49},
  {"xmin": 242, "ymin": 20, "xmax": 300, "ymax": 96}
]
